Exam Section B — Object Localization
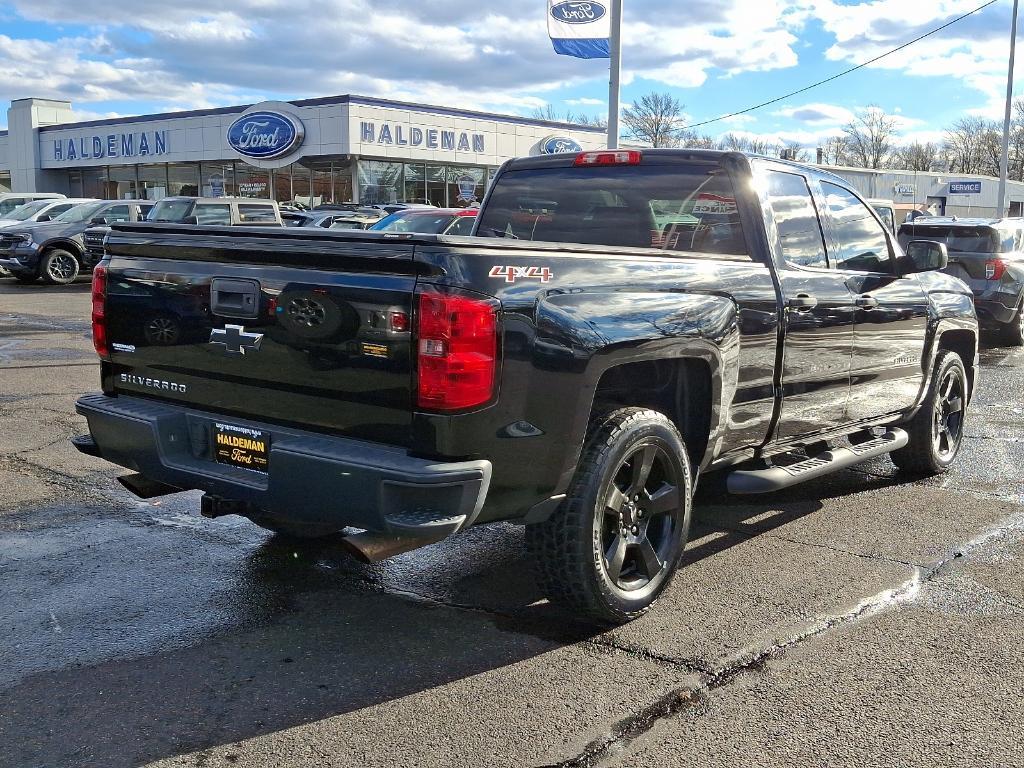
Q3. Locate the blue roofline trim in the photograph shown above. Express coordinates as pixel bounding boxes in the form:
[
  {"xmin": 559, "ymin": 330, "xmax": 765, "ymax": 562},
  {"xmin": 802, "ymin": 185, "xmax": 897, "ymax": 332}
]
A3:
[{"xmin": 36, "ymin": 93, "xmax": 606, "ymax": 134}]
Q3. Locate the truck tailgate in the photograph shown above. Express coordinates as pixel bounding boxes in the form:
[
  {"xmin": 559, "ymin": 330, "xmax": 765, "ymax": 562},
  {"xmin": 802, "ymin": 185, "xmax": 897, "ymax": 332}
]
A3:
[{"xmin": 101, "ymin": 225, "xmax": 420, "ymax": 445}]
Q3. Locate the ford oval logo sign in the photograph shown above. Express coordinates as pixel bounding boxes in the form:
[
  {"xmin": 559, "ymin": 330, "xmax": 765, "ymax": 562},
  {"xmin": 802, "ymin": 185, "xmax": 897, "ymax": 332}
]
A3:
[
  {"xmin": 549, "ymin": 1, "xmax": 607, "ymax": 23},
  {"xmin": 541, "ymin": 135, "xmax": 584, "ymax": 154},
  {"xmin": 226, "ymin": 110, "xmax": 304, "ymax": 160}
]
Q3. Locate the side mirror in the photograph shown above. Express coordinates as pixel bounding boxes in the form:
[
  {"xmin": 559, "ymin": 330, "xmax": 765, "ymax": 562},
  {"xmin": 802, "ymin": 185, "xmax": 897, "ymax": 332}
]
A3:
[
  {"xmin": 89, "ymin": 216, "xmax": 109, "ymax": 225},
  {"xmin": 905, "ymin": 240, "xmax": 948, "ymax": 273},
  {"xmin": 36, "ymin": 214, "xmax": 52, "ymax": 222}
]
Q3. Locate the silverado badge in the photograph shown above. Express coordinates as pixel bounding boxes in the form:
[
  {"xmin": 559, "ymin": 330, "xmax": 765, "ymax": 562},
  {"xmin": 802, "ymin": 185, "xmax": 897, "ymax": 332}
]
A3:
[{"xmin": 210, "ymin": 325, "xmax": 264, "ymax": 355}]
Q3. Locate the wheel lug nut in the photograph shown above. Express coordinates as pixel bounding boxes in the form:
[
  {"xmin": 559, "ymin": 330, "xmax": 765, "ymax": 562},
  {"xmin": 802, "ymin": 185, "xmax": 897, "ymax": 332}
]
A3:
[{"xmin": 631, "ymin": 526, "xmax": 639, "ymax": 534}]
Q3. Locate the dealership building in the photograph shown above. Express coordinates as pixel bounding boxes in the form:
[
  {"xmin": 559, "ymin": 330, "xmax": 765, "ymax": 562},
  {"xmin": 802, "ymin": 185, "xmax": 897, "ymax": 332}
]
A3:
[{"xmin": 0, "ymin": 95, "xmax": 606, "ymax": 207}]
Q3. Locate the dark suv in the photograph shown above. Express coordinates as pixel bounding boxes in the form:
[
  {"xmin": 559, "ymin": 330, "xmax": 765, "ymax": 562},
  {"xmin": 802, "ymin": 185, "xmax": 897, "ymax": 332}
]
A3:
[
  {"xmin": 0, "ymin": 200, "xmax": 152, "ymax": 285},
  {"xmin": 898, "ymin": 217, "xmax": 1024, "ymax": 345}
]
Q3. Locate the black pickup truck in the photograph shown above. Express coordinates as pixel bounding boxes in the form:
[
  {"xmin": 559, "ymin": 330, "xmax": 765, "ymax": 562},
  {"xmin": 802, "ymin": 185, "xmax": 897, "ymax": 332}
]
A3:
[{"xmin": 74, "ymin": 150, "xmax": 978, "ymax": 623}]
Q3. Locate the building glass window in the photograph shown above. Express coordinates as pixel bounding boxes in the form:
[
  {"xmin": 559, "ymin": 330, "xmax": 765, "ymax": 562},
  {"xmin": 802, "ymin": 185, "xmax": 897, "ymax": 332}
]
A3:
[
  {"xmin": 138, "ymin": 164, "xmax": 169, "ymax": 200},
  {"xmin": 403, "ymin": 163, "xmax": 427, "ymax": 204},
  {"xmin": 107, "ymin": 165, "xmax": 139, "ymax": 200},
  {"xmin": 236, "ymin": 162, "xmax": 271, "ymax": 199},
  {"xmin": 306, "ymin": 157, "xmax": 352, "ymax": 206},
  {"xmin": 358, "ymin": 160, "xmax": 403, "ymax": 205},
  {"xmin": 0, "ymin": 171, "xmax": 10, "ymax": 193},
  {"xmin": 201, "ymin": 162, "xmax": 235, "ymax": 197},
  {"xmin": 167, "ymin": 163, "xmax": 200, "ymax": 197},
  {"xmin": 446, "ymin": 166, "xmax": 484, "ymax": 208},
  {"xmin": 425, "ymin": 164, "xmax": 446, "ymax": 207},
  {"xmin": 76, "ymin": 168, "xmax": 106, "ymax": 199}
]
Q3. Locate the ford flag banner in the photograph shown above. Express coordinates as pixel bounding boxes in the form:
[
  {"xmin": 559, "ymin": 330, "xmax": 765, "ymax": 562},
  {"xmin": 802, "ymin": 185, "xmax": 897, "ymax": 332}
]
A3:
[{"xmin": 548, "ymin": 1, "xmax": 610, "ymax": 59}]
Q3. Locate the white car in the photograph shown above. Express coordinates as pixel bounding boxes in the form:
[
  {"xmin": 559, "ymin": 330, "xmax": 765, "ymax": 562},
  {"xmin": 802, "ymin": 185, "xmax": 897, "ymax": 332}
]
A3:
[
  {"xmin": 0, "ymin": 192, "xmax": 65, "ymax": 218},
  {"xmin": 0, "ymin": 198, "xmax": 95, "ymax": 229}
]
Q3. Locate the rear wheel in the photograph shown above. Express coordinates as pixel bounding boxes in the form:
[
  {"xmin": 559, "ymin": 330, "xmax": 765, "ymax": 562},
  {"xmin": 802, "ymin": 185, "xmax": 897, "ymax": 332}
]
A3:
[
  {"xmin": 998, "ymin": 302, "xmax": 1024, "ymax": 346},
  {"xmin": 40, "ymin": 248, "xmax": 80, "ymax": 285},
  {"xmin": 891, "ymin": 350, "xmax": 968, "ymax": 475},
  {"xmin": 526, "ymin": 408, "xmax": 693, "ymax": 624}
]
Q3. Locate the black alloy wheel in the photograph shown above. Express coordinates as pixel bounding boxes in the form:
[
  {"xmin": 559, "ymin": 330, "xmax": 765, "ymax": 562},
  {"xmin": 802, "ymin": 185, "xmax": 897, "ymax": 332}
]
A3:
[
  {"xmin": 527, "ymin": 407, "xmax": 693, "ymax": 624},
  {"xmin": 597, "ymin": 442, "xmax": 683, "ymax": 593},
  {"xmin": 892, "ymin": 349, "xmax": 968, "ymax": 475},
  {"xmin": 931, "ymin": 364, "xmax": 965, "ymax": 463},
  {"xmin": 41, "ymin": 249, "xmax": 80, "ymax": 285}
]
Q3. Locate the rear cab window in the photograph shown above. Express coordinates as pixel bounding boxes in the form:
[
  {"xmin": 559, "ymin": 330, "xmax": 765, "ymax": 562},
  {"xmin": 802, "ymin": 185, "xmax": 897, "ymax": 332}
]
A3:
[
  {"xmin": 476, "ymin": 160, "xmax": 752, "ymax": 260},
  {"xmin": 237, "ymin": 204, "xmax": 278, "ymax": 224}
]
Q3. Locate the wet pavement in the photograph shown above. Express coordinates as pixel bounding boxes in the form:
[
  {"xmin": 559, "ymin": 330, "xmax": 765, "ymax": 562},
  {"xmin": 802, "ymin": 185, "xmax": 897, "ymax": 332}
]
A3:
[{"xmin": 1, "ymin": 277, "xmax": 1023, "ymax": 767}]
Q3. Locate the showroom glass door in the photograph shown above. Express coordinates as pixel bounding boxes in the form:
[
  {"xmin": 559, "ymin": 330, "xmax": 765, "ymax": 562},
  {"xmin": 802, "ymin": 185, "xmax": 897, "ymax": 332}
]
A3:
[{"xmin": 426, "ymin": 165, "xmax": 447, "ymax": 207}]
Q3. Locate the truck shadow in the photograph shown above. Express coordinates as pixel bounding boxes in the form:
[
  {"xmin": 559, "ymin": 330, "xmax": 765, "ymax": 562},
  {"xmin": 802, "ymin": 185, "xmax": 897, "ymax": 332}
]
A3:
[{"xmin": 1, "ymin": 463, "xmax": 909, "ymax": 768}]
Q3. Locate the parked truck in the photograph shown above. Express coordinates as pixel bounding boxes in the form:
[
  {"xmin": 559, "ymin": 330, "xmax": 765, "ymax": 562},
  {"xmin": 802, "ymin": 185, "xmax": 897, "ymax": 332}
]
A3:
[{"xmin": 74, "ymin": 150, "xmax": 978, "ymax": 623}]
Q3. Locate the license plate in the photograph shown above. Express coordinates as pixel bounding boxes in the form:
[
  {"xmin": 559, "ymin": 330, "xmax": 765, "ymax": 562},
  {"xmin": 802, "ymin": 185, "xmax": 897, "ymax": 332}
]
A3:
[{"xmin": 213, "ymin": 422, "xmax": 270, "ymax": 473}]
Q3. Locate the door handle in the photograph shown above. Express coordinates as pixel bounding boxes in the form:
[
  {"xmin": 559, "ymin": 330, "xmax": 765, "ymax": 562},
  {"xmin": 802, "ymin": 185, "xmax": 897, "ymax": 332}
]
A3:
[
  {"xmin": 787, "ymin": 294, "xmax": 818, "ymax": 310},
  {"xmin": 855, "ymin": 294, "xmax": 879, "ymax": 308}
]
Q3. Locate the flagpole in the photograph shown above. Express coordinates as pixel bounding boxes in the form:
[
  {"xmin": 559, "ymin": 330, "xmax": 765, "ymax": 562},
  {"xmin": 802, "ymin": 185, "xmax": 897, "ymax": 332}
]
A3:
[
  {"xmin": 998, "ymin": 0, "xmax": 1019, "ymax": 218},
  {"xmin": 607, "ymin": 0, "xmax": 622, "ymax": 149}
]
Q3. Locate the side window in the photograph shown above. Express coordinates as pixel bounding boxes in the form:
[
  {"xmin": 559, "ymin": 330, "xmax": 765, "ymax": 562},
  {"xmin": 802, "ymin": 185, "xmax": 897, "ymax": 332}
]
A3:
[
  {"xmin": 194, "ymin": 204, "xmax": 231, "ymax": 225},
  {"xmin": 104, "ymin": 205, "xmax": 132, "ymax": 223},
  {"xmin": 238, "ymin": 204, "xmax": 278, "ymax": 223},
  {"xmin": 821, "ymin": 182, "xmax": 892, "ymax": 273},
  {"xmin": 317, "ymin": 217, "xmax": 335, "ymax": 228},
  {"xmin": 0, "ymin": 198, "xmax": 26, "ymax": 215},
  {"xmin": 764, "ymin": 171, "xmax": 828, "ymax": 268},
  {"xmin": 445, "ymin": 216, "xmax": 476, "ymax": 236},
  {"xmin": 138, "ymin": 204, "xmax": 154, "ymax": 219},
  {"xmin": 47, "ymin": 204, "xmax": 74, "ymax": 215}
]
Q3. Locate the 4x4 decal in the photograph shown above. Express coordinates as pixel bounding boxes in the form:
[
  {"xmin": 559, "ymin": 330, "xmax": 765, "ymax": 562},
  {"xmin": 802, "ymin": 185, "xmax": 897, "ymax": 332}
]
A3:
[{"xmin": 488, "ymin": 265, "xmax": 553, "ymax": 284}]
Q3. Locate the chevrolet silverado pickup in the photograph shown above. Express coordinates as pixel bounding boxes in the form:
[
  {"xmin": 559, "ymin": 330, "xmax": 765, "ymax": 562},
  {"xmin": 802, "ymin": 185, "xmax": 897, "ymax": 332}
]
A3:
[{"xmin": 74, "ymin": 150, "xmax": 978, "ymax": 623}]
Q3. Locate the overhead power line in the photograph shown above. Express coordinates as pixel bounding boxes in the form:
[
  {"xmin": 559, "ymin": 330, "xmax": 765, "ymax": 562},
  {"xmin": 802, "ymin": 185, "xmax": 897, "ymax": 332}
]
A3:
[{"xmin": 681, "ymin": 0, "xmax": 1000, "ymax": 131}]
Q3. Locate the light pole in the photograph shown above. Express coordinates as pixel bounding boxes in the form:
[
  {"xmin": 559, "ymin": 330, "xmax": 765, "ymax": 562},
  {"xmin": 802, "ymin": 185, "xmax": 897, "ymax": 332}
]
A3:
[
  {"xmin": 997, "ymin": 0, "xmax": 1019, "ymax": 218},
  {"xmin": 607, "ymin": 0, "xmax": 622, "ymax": 149}
]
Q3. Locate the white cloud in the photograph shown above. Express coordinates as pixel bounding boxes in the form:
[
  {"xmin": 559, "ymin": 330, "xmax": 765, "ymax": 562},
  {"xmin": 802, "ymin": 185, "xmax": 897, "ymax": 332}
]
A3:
[
  {"xmin": 567, "ymin": 97, "xmax": 605, "ymax": 106},
  {"xmin": 773, "ymin": 102, "xmax": 856, "ymax": 125}
]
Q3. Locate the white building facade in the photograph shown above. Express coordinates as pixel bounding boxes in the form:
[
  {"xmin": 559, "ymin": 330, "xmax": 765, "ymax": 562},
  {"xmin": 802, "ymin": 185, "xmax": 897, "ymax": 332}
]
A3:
[{"xmin": 0, "ymin": 95, "xmax": 606, "ymax": 207}]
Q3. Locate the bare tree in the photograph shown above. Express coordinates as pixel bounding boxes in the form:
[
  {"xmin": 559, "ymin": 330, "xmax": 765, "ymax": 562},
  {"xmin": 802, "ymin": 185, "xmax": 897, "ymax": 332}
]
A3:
[
  {"xmin": 891, "ymin": 141, "xmax": 943, "ymax": 172},
  {"xmin": 530, "ymin": 104, "xmax": 607, "ymax": 128},
  {"xmin": 621, "ymin": 92, "xmax": 688, "ymax": 147},
  {"xmin": 943, "ymin": 117, "xmax": 994, "ymax": 174},
  {"xmin": 842, "ymin": 106, "xmax": 898, "ymax": 169},
  {"xmin": 781, "ymin": 141, "xmax": 809, "ymax": 162},
  {"xmin": 678, "ymin": 129, "xmax": 717, "ymax": 149},
  {"xmin": 819, "ymin": 135, "xmax": 848, "ymax": 166},
  {"xmin": 717, "ymin": 132, "xmax": 749, "ymax": 151}
]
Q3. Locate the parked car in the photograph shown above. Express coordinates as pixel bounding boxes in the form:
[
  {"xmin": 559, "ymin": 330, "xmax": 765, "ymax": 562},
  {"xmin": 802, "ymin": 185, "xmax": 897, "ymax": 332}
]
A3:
[
  {"xmin": 0, "ymin": 200, "xmax": 151, "ymax": 284},
  {"xmin": 0, "ymin": 192, "xmax": 65, "ymax": 218},
  {"xmin": 282, "ymin": 209, "xmax": 383, "ymax": 228},
  {"xmin": 0, "ymin": 198, "xmax": 96, "ymax": 229},
  {"xmin": 74, "ymin": 149, "xmax": 977, "ymax": 624},
  {"xmin": 369, "ymin": 207, "xmax": 478, "ymax": 235},
  {"xmin": 897, "ymin": 217, "xmax": 1024, "ymax": 345},
  {"xmin": 146, "ymin": 197, "xmax": 283, "ymax": 226}
]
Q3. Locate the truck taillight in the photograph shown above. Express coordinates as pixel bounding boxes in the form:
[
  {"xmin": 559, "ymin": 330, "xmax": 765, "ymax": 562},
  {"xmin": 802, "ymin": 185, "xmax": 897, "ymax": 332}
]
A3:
[
  {"xmin": 985, "ymin": 259, "xmax": 1007, "ymax": 280},
  {"xmin": 416, "ymin": 289, "xmax": 499, "ymax": 411},
  {"xmin": 91, "ymin": 265, "xmax": 109, "ymax": 359},
  {"xmin": 574, "ymin": 150, "xmax": 642, "ymax": 166}
]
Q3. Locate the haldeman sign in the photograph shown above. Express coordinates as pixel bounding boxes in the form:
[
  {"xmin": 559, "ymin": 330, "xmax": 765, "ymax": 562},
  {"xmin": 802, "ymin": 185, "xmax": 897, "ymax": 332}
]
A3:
[
  {"xmin": 53, "ymin": 130, "xmax": 168, "ymax": 162},
  {"xmin": 359, "ymin": 122, "xmax": 485, "ymax": 153}
]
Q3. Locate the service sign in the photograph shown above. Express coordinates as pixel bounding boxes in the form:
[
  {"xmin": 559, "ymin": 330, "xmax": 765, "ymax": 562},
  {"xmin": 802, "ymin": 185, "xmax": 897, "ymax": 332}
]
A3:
[
  {"xmin": 893, "ymin": 182, "xmax": 916, "ymax": 197},
  {"xmin": 226, "ymin": 110, "xmax": 304, "ymax": 161},
  {"xmin": 692, "ymin": 194, "xmax": 738, "ymax": 215},
  {"xmin": 949, "ymin": 181, "xmax": 982, "ymax": 194}
]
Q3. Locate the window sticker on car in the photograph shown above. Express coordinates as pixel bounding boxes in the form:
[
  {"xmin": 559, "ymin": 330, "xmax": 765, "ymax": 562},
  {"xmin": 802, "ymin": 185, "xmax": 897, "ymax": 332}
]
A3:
[
  {"xmin": 488, "ymin": 265, "xmax": 553, "ymax": 284},
  {"xmin": 692, "ymin": 194, "xmax": 738, "ymax": 215}
]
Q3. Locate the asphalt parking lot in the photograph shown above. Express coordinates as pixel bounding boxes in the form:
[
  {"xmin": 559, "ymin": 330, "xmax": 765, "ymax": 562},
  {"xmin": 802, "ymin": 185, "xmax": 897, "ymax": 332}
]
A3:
[{"xmin": 2, "ymin": 276, "xmax": 1023, "ymax": 768}]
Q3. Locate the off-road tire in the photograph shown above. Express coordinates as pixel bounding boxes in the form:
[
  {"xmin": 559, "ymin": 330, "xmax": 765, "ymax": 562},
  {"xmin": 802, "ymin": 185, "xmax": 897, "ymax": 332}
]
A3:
[
  {"xmin": 39, "ymin": 248, "xmax": 80, "ymax": 285},
  {"xmin": 891, "ymin": 350, "xmax": 968, "ymax": 475},
  {"xmin": 526, "ymin": 407, "xmax": 693, "ymax": 624}
]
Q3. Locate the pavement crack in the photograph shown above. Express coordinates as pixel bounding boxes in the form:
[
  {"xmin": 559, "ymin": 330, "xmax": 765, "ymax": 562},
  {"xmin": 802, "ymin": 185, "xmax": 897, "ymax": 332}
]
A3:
[{"xmin": 543, "ymin": 510, "xmax": 1024, "ymax": 768}]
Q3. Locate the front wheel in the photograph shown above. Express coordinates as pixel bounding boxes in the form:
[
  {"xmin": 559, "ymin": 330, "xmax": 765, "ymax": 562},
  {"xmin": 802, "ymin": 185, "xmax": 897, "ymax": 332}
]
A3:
[
  {"xmin": 526, "ymin": 408, "xmax": 693, "ymax": 624},
  {"xmin": 891, "ymin": 350, "xmax": 968, "ymax": 475},
  {"xmin": 40, "ymin": 249, "xmax": 80, "ymax": 285}
]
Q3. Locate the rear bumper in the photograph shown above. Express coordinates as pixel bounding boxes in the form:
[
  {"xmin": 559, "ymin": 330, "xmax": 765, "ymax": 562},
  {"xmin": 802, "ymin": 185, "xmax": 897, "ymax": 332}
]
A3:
[
  {"xmin": 975, "ymin": 293, "xmax": 1021, "ymax": 324},
  {"xmin": 75, "ymin": 393, "xmax": 491, "ymax": 535}
]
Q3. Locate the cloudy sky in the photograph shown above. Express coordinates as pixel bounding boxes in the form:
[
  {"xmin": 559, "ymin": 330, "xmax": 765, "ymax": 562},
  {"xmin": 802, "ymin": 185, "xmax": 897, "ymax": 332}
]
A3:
[{"xmin": 0, "ymin": 0, "xmax": 1016, "ymax": 149}]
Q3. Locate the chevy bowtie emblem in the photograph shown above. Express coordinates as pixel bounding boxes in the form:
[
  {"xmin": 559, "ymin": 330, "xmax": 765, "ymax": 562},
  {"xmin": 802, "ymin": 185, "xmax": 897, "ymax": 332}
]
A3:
[{"xmin": 210, "ymin": 324, "xmax": 264, "ymax": 355}]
